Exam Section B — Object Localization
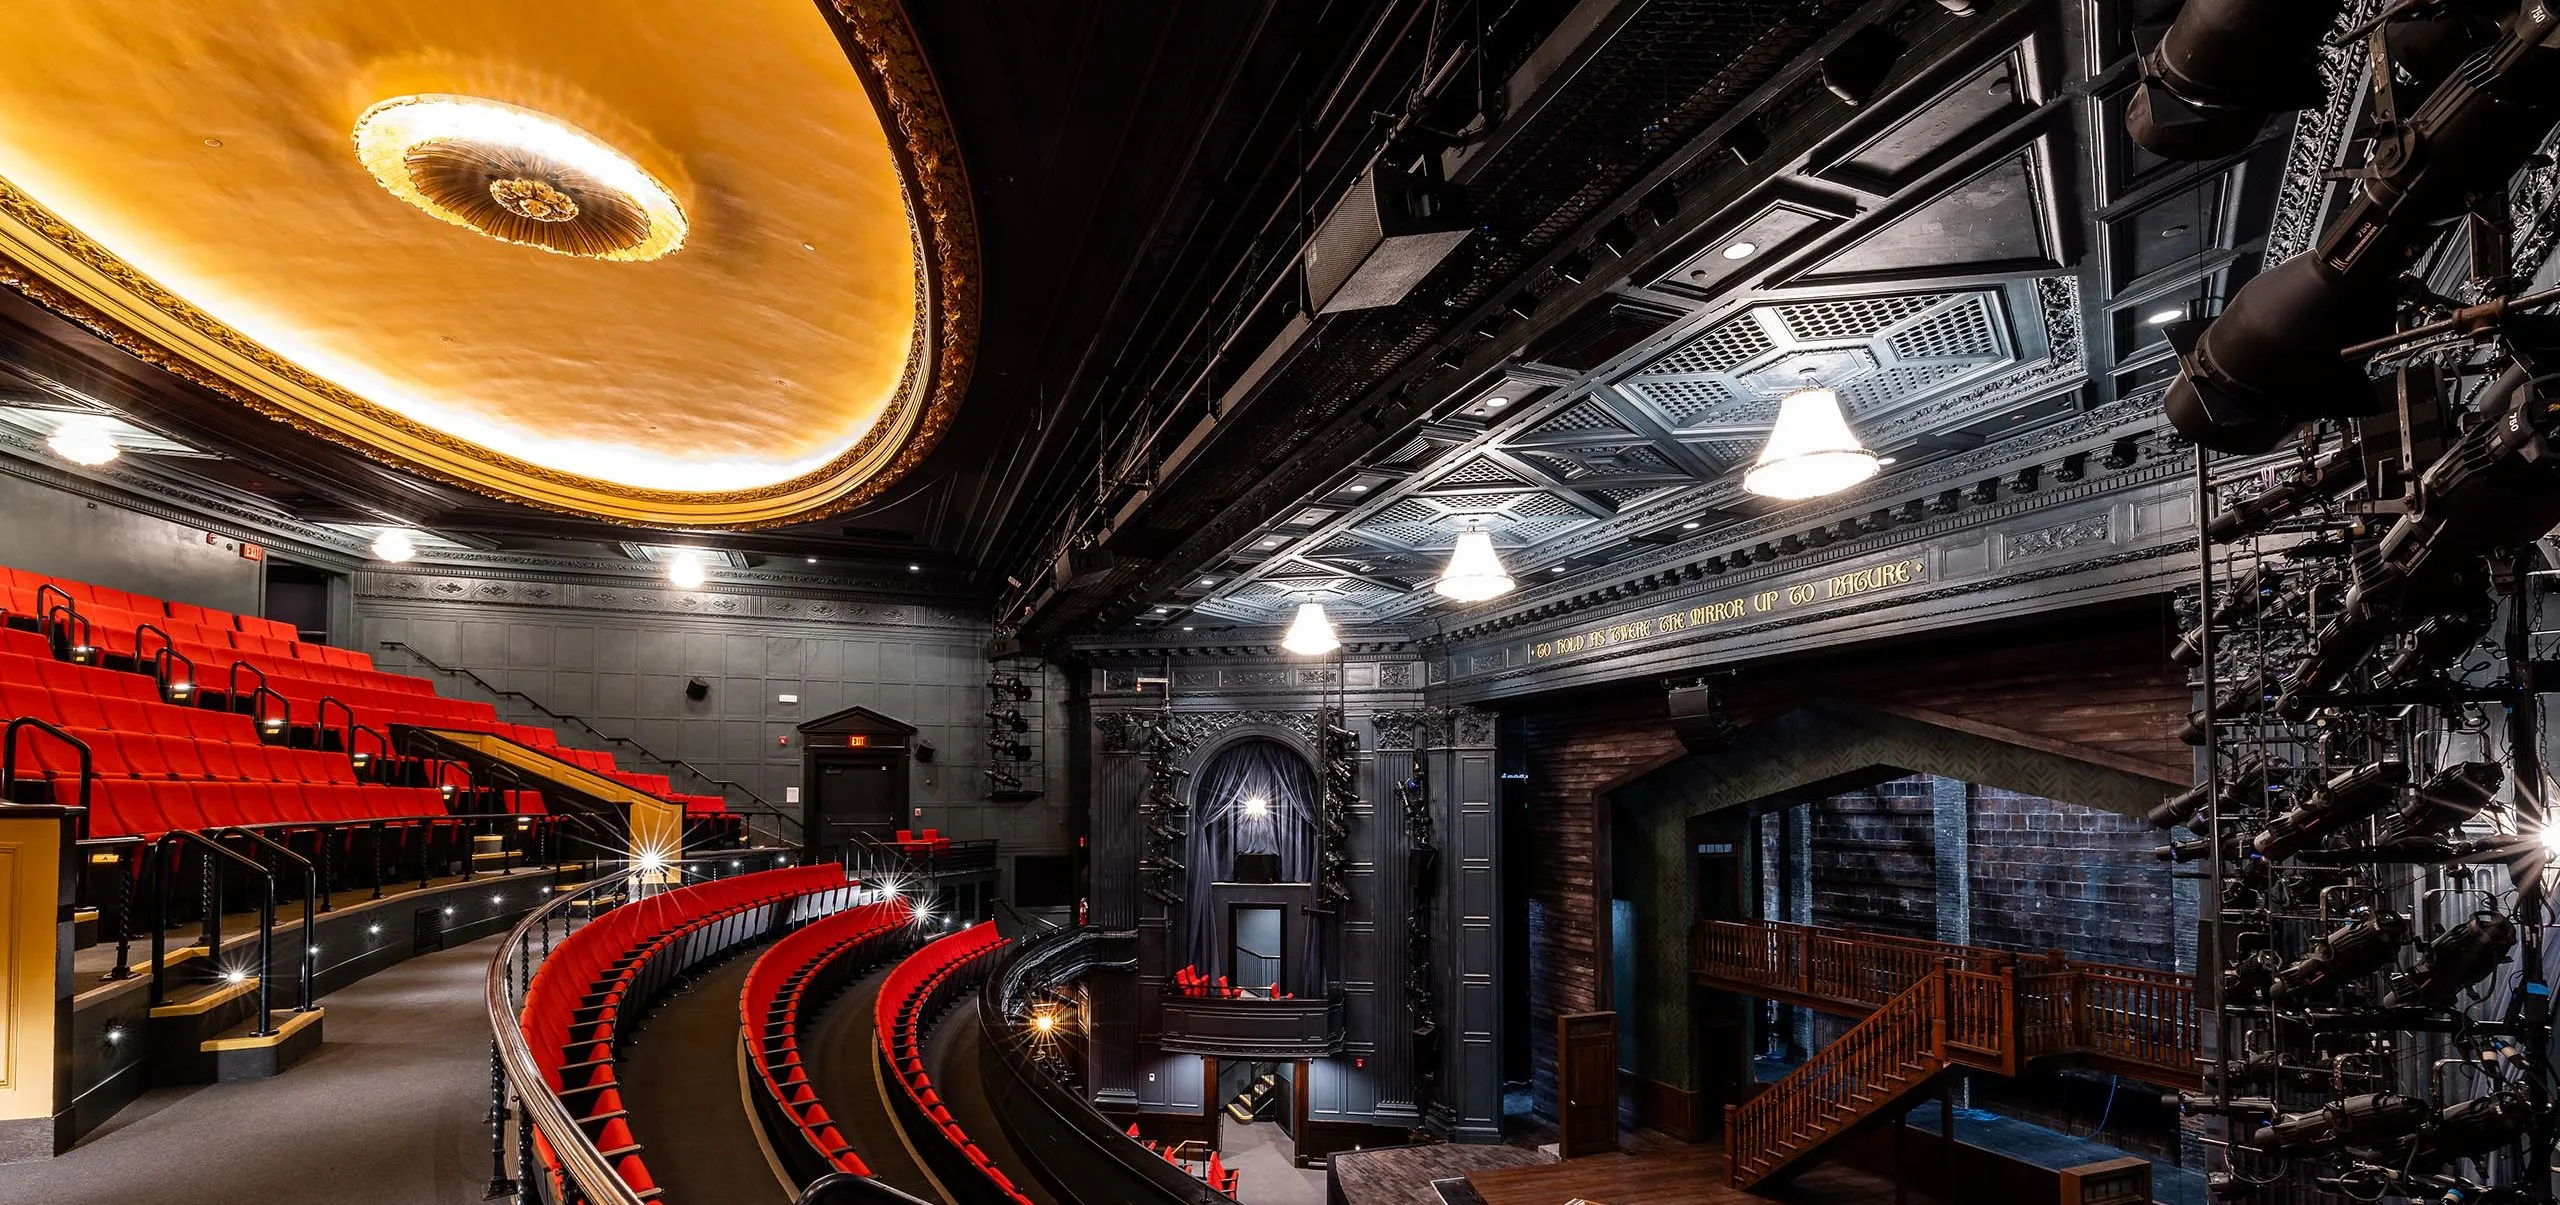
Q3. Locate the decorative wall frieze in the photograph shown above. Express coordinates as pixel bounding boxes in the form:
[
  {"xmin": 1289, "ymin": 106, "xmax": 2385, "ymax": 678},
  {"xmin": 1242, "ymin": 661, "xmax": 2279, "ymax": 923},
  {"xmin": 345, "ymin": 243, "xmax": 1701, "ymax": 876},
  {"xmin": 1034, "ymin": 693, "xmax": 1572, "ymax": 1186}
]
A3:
[
  {"xmin": 355, "ymin": 568, "xmax": 982, "ymax": 632},
  {"xmin": 1097, "ymin": 707, "xmax": 1325, "ymax": 757},
  {"xmin": 1431, "ymin": 410, "xmax": 2187, "ymax": 643},
  {"xmin": 1372, "ymin": 707, "xmax": 1499, "ymax": 751},
  {"xmin": 2005, "ymin": 515, "xmax": 2111, "ymax": 560}
]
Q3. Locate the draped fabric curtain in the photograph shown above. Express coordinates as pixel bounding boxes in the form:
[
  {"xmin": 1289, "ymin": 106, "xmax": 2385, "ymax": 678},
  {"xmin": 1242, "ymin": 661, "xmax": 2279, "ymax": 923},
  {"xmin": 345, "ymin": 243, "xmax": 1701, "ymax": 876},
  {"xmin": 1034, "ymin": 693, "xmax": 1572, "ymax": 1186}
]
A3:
[{"xmin": 1184, "ymin": 738, "xmax": 1319, "ymax": 986}]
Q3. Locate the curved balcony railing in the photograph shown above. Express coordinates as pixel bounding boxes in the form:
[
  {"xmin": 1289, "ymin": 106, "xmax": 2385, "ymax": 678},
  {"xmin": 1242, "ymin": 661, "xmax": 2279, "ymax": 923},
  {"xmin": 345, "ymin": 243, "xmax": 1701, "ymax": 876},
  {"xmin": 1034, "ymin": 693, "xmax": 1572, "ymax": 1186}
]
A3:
[{"xmin": 974, "ymin": 927, "xmax": 1231, "ymax": 1204}]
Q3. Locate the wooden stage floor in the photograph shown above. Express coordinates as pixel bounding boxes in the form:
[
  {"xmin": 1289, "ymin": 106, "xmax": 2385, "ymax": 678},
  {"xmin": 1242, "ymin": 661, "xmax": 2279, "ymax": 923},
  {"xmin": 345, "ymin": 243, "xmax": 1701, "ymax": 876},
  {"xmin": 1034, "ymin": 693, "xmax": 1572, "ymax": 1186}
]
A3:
[{"xmin": 1466, "ymin": 1137, "xmax": 1932, "ymax": 1205}]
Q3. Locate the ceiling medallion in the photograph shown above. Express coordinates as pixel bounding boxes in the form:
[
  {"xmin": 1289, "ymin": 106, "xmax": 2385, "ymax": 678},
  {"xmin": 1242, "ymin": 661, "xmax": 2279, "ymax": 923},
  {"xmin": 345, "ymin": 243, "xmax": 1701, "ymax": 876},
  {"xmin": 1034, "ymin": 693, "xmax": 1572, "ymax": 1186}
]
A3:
[{"xmin": 353, "ymin": 95, "xmax": 685, "ymax": 262}]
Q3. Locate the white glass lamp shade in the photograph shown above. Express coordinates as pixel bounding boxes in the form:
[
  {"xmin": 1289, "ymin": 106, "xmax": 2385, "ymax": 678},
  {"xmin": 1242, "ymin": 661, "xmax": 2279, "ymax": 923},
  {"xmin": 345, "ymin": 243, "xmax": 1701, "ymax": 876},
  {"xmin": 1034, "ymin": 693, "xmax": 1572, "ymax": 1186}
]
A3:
[
  {"xmin": 666, "ymin": 551, "xmax": 707, "ymax": 589},
  {"xmin": 1741, "ymin": 387, "xmax": 1879, "ymax": 501},
  {"xmin": 1280, "ymin": 602, "xmax": 1340, "ymax": 656},
  {"xmin": 1434, "ymin": 528, "xmax": 1516, "ymax": 602}
]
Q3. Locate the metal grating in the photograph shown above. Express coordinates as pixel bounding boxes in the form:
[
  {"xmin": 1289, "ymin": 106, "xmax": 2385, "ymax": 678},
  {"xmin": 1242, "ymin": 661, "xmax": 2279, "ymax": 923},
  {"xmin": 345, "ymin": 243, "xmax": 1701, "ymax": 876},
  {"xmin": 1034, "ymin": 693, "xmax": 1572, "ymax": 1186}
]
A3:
[
  {"xmin": 1524, "ymin": 400, "xmax": 1635, "ymax": 438},
  {"xmin": 1376, "ymin": 499, "xmax": 1439, "ymax": 525},
  {"xmin": 1838, "ymin": 362, "xmax": 1975, "ymax": 413},
  {"xmin": 1510, "ymin": 494, "xmax": 1586, "ymax": 520},
  {"xmin": 1771, "ymin": 294, "xmax": 1950, "ymax": 343},
  {"xmin": 1434, "ymin": 458, "xmax": 1535, "ymax": 488},
  {"xmin": 1885, "ymin": 295, "xmax": 2003, "ymax": 361},
  {"xmin": 1622, "ymin": 377, "xmax": 1737, "ymax": 427},
  {"xmin": 1647, "ymin": 315, "xmax": 1777, "ymax": 376}
]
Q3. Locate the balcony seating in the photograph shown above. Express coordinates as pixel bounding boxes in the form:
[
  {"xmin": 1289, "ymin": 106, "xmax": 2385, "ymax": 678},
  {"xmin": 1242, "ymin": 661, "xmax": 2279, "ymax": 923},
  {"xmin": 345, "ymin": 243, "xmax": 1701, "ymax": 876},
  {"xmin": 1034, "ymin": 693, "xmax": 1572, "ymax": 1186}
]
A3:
[
  {"xmin": 1124, "ymin": 1127, "xmax": 1241, "ymax": 1196},
  {"xmin": 521, "ymin": 864, "xmax": 851, "ymax": 1204},
  {"xmin": 875, "ymin": 922, "xmax": 1028, "ymax": 1204},
  {"xmin": 0, "ymin": 565, "xmax": 746, "ymax": 841},
  {"xmin": 1171, "ymin": 964, "xmax": 1289, "ymax": 999},
  {"xmin": 739, "ymin": 898, "xmax": 914, "ymax": 1180}
]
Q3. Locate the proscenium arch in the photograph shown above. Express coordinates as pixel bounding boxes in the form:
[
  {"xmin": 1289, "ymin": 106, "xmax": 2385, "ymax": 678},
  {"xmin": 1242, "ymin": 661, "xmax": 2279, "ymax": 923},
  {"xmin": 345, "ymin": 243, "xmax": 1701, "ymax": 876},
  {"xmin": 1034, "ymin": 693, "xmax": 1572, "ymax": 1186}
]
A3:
[{"xmin": 1595, "ymin": 699, "xmax": 2188, "ymax": 1130}]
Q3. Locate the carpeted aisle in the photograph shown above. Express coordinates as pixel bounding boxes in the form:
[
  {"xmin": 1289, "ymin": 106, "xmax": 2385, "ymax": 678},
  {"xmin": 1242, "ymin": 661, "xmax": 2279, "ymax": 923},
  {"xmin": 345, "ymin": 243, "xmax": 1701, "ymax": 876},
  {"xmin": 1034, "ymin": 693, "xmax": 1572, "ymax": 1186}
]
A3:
[
  {"xmin": 806, "ymin": 965, "xmax": 942, "ymax": 1201},
  {"xmin": 613, "ymin": 945, "xmax": 792, "ymax": 1205},
  {"xmin": 0, "ymin": 936, "xmax": 507, "ymax": 1205}
]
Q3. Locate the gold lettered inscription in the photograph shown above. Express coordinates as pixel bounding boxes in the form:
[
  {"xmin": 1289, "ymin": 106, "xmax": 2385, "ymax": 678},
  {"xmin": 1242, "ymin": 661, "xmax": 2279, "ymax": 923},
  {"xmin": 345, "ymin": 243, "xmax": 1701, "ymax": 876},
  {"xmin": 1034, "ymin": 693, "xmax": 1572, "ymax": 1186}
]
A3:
[{"xmin": 1527, "ymin": 556, "xmax": 1927, "ymax": 661}]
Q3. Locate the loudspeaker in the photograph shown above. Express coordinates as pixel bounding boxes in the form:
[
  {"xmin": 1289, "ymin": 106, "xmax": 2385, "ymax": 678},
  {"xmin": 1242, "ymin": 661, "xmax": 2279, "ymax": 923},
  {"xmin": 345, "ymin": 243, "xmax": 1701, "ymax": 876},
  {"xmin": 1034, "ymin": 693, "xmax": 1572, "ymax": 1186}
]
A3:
[
  {"xmin": 684, "ymin": 677, "xmax": 710, "ymax": 702},
  {"xmin": 1667, "ymin": 682, "xmax": 1733, "ymax": 751},
  {"xmin": 1304, "ymin": 163, "xmax": 1472, "ymax": 314}
]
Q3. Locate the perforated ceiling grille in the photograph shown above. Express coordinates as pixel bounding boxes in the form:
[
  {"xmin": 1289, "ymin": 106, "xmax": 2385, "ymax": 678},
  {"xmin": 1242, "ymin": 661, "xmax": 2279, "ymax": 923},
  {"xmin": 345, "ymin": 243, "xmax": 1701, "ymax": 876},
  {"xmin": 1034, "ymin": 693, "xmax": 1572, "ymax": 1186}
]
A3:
[
  {"xmin": 1435, "ymin": 458, "xmax": 1534, "ymax": 488},
  {"xmin": 1888, "ymin": 294, "xmax": 2004, "ymax": 360},
  {"xmin": 1647, "ymin": 317, "xmax": 1776, "ymax": 376},
  {"xmin": 1772, "ymin": 293, "xmax": 1949, "ymax": 342},
  {"xmin": 1621, "ymin": 377, "xmax": 1737, "ymax": 426},
  {"xmin": 1525, "ymin": 400, "xmax": 1635, "ymax": 438}
]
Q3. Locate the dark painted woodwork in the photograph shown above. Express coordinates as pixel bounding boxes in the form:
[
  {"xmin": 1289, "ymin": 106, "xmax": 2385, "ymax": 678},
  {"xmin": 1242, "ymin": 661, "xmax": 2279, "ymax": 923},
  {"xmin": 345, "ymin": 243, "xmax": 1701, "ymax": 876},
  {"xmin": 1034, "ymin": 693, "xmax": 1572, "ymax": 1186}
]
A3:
[
  {"xmin": 1557, "ymin": 1011, "xmax": 1620, "ymax": 1158},
  {"xmin": 795, "ymin": 706, "xmax": 916, "ymax": 862}
]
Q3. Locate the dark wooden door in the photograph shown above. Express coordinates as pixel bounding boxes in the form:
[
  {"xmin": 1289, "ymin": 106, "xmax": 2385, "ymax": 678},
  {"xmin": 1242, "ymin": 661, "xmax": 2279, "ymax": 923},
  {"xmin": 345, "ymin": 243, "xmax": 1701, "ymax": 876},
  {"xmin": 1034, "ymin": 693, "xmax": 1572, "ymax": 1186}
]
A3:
[
  {"xmin": 1557, "ymin": 1011, "xmax": 1619, "ymax": 1158},
  {"xmin": 813, "ymin": 753, "xmax": 901, "ymax": 859}
]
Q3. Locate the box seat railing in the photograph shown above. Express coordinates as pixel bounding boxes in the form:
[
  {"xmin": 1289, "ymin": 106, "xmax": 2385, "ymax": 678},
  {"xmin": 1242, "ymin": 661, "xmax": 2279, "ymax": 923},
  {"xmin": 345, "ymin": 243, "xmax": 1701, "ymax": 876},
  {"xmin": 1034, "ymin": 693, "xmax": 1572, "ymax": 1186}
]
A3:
[{"xmin": 876, "ymin": 923, "xmax": 1028, "ymax": 1204}]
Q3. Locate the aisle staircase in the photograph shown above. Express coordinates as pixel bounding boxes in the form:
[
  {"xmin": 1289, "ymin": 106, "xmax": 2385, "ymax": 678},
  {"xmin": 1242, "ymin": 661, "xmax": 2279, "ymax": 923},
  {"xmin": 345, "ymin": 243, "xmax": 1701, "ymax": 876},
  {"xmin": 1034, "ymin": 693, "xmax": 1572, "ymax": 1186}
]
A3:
[
  {"xmin": 1224, "ymin": 1067, "xmax": 1282, "ymax": 1123},
  {"xmin": 1699, "ymin": 920, "xmax": 2199, "ymax": 1192}
]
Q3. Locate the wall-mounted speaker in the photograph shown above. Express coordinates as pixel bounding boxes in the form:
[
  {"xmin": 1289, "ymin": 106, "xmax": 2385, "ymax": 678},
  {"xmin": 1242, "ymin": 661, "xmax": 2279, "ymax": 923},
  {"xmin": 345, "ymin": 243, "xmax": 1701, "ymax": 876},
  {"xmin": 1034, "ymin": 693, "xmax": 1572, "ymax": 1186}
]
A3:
[
  {"xmin": 1667, "ymin": 680, "xmax": 1734, "ymax": 751},
  {"xmin": 684, "ymin": 677, "xmax": 710, "ymax": 702}
]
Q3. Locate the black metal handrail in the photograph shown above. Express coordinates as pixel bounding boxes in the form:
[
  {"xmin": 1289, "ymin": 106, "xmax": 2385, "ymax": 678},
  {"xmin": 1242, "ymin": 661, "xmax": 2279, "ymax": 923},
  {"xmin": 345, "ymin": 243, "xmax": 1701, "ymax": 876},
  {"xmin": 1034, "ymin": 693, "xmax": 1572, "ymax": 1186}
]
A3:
[
  {"xmin": 151, "ymin": 644, "xmax": 198, "ymax": 702},
  {"xmin": 315, "ymin": 695, "xmax": 356, "ymax": 753},
  {"xmin": 215, "ymin": 826, "xmax": 317, "ymax": 1014},
  {"xmin": 976, "ymin": 927, "xmax": 1221, "ymax": 1204},
  {"xmin": 247, "ymin": 683, "xmax": 289, "ymax": 734},
  {"xmin": 226, "ymin": 657, "xmax": 267, "ymax": 703},
  {"xmin": 794, "ymin": 1173, "xmax": 937, "ymax": 1205},
  {"xmin": 381, "ymin": 640, "xmax": 797, "ymax": 841},
  {"xmin": 44, "ymin": 602, "xmax": 89, "ymax": 657},
  {"xmin": 146, "ymin": 829, "xmax": 277, "ymax": 1032},
  {"xmin": 2, "ymin": 716, "xmax": 91, "ymax": 815}
]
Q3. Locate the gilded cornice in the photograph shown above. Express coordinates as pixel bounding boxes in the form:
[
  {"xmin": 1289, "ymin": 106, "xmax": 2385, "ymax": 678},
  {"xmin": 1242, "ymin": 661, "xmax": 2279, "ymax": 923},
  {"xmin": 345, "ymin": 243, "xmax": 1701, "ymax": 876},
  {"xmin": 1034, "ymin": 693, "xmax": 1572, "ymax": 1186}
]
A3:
[{"xmin": 0, "ymin": 3, "xmax": 978, "ymax": 531}]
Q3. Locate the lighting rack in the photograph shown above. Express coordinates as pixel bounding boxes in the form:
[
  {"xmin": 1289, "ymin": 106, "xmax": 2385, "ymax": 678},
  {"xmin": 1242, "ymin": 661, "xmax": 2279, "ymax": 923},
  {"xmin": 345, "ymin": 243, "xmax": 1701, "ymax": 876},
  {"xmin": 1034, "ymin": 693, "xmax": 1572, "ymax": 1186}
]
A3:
[
  {"xmin": 984, "ymin": 656, "xmax": 1046, "ymax": 802},
  {"xmin": 2176, "ymin": 369, "xmax": 2559, "ymax": 1205}
]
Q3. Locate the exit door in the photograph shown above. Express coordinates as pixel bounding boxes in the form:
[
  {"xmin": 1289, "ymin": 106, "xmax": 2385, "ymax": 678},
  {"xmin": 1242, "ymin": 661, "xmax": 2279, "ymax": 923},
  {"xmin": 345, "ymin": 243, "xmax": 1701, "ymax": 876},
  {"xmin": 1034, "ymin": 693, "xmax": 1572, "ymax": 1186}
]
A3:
[{"xmin": 815, "ymin": 755, "xmax": 901, "ymax": 860}]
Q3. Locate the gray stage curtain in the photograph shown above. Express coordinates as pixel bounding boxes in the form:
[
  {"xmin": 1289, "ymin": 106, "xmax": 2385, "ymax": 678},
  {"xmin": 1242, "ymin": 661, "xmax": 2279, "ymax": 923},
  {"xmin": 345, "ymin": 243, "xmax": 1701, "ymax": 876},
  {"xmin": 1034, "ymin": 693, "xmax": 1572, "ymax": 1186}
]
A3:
[{"xmin": 1183, "ymin": 738, "xmax": 1319, "ymax": 988}]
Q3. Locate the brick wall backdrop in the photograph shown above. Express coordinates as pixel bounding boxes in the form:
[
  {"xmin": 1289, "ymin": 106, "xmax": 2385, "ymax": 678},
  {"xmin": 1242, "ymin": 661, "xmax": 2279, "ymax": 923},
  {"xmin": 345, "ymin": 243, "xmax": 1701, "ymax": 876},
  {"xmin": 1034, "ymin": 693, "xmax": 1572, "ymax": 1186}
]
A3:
[
  {"xmin": 1967, "ymin": 785, "xmax": 2176, "ymax": 969},
  {"xmin": 1808, "ymin": 779, "xmax": 1937, "ymax": 940},
  {"xmin": 1505, "ymin": 603, "xmax": 2187, "ymax": 1122}
]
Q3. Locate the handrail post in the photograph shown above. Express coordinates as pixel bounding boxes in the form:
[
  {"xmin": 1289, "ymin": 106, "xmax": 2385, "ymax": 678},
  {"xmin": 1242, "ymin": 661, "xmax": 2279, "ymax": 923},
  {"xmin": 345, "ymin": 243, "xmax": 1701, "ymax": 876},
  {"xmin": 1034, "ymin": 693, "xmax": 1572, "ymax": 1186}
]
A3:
[
  {"xmin": 1928, "ymin": 971, "xmax": 1947, "ymax": 1062},
  {"xmin": 1999, "ymin": 963, "xmax": 2020, "ymax": 1076}
]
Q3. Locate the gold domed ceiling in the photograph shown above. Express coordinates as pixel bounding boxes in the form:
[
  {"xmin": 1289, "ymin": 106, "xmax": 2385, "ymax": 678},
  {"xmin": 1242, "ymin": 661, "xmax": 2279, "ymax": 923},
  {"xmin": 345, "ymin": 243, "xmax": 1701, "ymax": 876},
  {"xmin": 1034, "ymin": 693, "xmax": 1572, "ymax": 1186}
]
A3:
[{"xmin": 0, "ymin": 0, "xmax": 975, "ymax": 528}]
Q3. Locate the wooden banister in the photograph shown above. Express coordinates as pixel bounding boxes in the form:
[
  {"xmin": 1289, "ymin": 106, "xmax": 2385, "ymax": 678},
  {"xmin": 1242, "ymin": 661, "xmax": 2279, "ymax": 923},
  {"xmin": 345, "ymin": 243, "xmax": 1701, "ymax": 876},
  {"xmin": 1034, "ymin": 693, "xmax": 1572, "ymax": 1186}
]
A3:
[{"xmin": 1694, "ymin": 918, "xmax": 2198, "ymax": 1087}]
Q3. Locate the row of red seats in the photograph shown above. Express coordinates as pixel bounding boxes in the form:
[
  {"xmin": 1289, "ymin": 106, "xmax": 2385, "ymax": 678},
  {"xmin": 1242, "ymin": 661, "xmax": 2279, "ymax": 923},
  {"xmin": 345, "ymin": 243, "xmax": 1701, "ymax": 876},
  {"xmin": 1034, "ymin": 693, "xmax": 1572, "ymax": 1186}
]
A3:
[
  {"xmin": 1171, "ymin": 964, "xmax": 1290, "ymax": 1000},
  {"xmin": 0, "ymin": 566, "xmax": 297, "ymax": 643},
  {"xmin": 84, "ymin": 778, "xmax": 451, "ymax": 837},
  {"xmin": 1124, "ymin": 1128, "xmax": 1242, "ymax": 1197},
  {"xmin": 740, "ymin": 899, "xmax": 913, "ymax": 1181},
  {"xmin": 891, "ymin": 827, "xmax": 954, "ymax": 854},
  {"xmin": 551, "ymin": 746, "xmax": 728, "ymax": 816},
  {"xmin": 3, "ymin": 565, "xmax": 724, "ymax": 836},
  {"xmin": 523, "ymin": 865, "xmax": 849, "ymax": 1204},
  {"xmin": 876, "ymin": 923, "xmax": 1028, "ymax": 1204}
]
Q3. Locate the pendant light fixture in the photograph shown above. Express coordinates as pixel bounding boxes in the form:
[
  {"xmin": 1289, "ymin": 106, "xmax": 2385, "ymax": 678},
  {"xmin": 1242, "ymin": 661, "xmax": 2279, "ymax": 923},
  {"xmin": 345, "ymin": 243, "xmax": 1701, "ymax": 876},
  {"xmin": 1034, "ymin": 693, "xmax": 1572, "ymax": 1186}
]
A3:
[
  {"xmin": 1281, "ymin": 600, "xmax": 1340, "ymax": 656},
  {"xmin": 1741, "ymin": 385, "xmax": 1879, "ymax": 500},
  {"xmin": 1434, "ymin": 525, "xmax": 1516, "ymax": 602}
]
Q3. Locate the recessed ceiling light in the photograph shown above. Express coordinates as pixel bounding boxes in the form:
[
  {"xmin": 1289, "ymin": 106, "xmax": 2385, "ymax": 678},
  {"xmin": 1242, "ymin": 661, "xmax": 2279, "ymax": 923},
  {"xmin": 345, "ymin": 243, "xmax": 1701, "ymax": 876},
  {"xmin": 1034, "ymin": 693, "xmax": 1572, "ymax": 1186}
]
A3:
[
  {"xmin": 1721, "ymin": 241, "xmax": 1758, "ymax": 260},
  {"xmin": 801, "ymin": 242, "xmax": 816, "ymax": 252},
  {"xmin": 908, "ymin": 563, "xmax": 920, "ymax": 572},
  {"xmin": 2146, "ymin": 308, "xmax": 2184, "ymax": 325},
  {"xmin": 1182, "ymin": 626, "xmax": 1194, "ymax": 632},
  {"xmin": 1482, "ymin": 396, "xmax": 1510, "ymax": 409},
  {"xmin": 1681, "ymin": 521, "xmax": 1700, "ymax": 530},
  {"xmin": 805, "ymin": 556, "xmax": 817, "ymax": 563},
  {"xmin": 1550, "ymin": 566, "xmax": 1567, "ymax": 573},
  {"xmin": 371, "ymin": 529, "xmax": 419, "ymax": 563},
  {"xmin": 1154, "ymin": 607, "xmax": 1169, "ymax": 614},
  {"xmin": 1263, "ymin": 538, "xmax": 1283, "ymax": 547},
  {"xmin": 1878, "ymin": 456, "xmax": 1897, "ymax": 466},
  {"xmin": 1349, "ymin": 483, "xmax": 1369, "ymax": 492},
  {"xmin": 46, "ymin": 418, "xmax": 119, "ymax": 466},
  {"xmin": 1198, "ymin": 577, "xmax": 1216, "ymax": 586},
  {"xmin": 2008, "ymin": 412, "xmax": 2027, "ymax": 421}
]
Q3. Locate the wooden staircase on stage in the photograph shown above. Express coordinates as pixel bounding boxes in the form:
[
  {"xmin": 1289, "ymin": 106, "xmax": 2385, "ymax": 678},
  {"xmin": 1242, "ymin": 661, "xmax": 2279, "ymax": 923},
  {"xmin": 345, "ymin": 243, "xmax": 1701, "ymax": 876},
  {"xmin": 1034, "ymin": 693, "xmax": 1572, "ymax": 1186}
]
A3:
[{"xmin": 1697, "ymin": 920, "xmax": 2199, "ymax": 1192}]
